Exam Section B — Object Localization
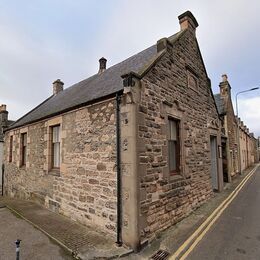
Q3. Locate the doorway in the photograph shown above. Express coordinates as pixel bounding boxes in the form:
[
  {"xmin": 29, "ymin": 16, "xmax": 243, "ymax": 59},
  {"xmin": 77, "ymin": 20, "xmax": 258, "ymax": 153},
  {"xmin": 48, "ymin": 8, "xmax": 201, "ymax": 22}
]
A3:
[
  {"xmin": 210, "ymin": 136, "xmax": 218, "ymax": 190},
  {"xmin": 221, "ymin": 139, "xmax": 228, "ymax": 182}
]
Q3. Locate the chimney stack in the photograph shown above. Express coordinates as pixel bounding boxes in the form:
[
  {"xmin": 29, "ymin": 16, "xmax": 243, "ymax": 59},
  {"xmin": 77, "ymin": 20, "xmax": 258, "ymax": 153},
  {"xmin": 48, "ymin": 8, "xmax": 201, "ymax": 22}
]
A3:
[
  {"xmin": 53, "ymin": 79, "xmax": 64, "ymax": 95},
  {"xmin": 219, "ymin": 74, "xmax": 231, "ymax": 98},
  {"xmin": 0, "ymin": 104, "xmax": 8, "ymax": 130},
  {"xmin": 98, "ymin": 57, "xmax": 107, "ymax": 74},
  {"xmin": 178, "ymin": 11, "xmax": 199, "ymax": 32},
  {"xmin": 0, "ymin": 104, "xmax": 6, "ymax": 112}
]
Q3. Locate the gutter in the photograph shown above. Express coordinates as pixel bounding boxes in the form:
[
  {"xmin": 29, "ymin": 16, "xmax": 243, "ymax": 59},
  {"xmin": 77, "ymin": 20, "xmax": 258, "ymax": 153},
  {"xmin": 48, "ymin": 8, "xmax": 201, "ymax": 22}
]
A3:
[{"xmin": 116, "ymin": 92, "xmax": 123, "ymax": 246}]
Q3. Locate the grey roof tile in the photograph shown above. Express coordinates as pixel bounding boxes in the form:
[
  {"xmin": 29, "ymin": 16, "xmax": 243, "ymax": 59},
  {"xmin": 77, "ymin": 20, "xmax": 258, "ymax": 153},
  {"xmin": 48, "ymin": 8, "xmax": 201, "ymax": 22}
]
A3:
[{"xmin": 214, "ymin": 94, "xmax": 225, "ymax": 115}]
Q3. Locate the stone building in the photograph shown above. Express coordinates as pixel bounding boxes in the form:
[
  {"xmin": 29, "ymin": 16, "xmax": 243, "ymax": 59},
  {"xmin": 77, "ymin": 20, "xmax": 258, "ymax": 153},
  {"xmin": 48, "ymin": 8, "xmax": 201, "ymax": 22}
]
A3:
[
  {"xmin": 4, "ymin": 11, "xmax": 223, "ymax": 250},
  {"xmin": 257, "ymin": 137, "xmax": 260, "ymax": 161},
  {"xmin": 249, "ymin": 133, "xmax": 257, "ymax": 164},
  {"xmin": 0, "ymin": 105, "xmax": 14, "ymax": 195},
  {"xmin": 237, "ymin": 119, "xmax": 257, "ymax": 171},
  {"xmin": 214, "ymin": 75, "xmax": 239, "ymax": 182},
  {"xmin": 214, "ymin": 75, "xmax": 257, "ymax": 180}
]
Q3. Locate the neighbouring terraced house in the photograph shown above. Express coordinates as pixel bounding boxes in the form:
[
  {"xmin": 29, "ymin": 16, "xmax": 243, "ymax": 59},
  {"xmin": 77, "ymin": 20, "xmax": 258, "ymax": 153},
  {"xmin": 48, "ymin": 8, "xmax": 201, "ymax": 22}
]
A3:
[
  {"xmin": 257, "ymin": 137, "xmax": 260, "ymax": 161},
  {"xmin": 237, "ymin": 118, "xmax": 257, "ymax": 171},
  {"xmin": 214, "ymin": 75, "xmax": 257, "ymax": 183},
  {"xmin": 3, "ymin": 11, "xmax": 224, "ymax": 250},
  {"xmin": 0, "ymin": 105, "xmax": 14, "ymax": 195},
  {"xmin": 214, "ymin": 75, "xmax": 239, "ymax": 182}
]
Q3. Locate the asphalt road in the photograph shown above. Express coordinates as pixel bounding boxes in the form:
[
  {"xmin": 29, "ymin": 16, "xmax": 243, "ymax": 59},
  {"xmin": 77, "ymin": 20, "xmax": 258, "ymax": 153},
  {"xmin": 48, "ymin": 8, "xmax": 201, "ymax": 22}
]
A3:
[
  {"xmin": 0, "ymin": 207, "xmax": 73, "ymax": 260},
  {"xmin": 187, "ymin": 165, "xmax": 260, "ymax": 260}
]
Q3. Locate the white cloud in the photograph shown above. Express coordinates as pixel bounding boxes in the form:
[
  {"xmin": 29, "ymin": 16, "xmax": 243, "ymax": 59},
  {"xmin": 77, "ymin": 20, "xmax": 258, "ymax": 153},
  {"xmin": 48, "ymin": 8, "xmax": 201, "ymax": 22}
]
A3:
[
  {"xmin": 0, "ymin": 0, "xmax": 260, "ymax": 138},
  {"xmin": 237, "ymin": 96, "xmax": 260, "ymax": 137}
]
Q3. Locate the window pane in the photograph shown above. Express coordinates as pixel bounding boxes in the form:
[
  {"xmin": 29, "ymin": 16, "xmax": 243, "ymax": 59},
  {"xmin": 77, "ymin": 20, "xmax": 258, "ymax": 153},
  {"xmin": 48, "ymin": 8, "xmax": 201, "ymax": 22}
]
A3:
[
  {"xmin": 169, "ymin": 140, "xmax": 177, "ymax": 171},
  {"xmin": 21, "ymin": 133, "xmax": 27, "ymax": 166},
  {"xmin": 9, "ymin": 136, "xmax": 13, "ymax": 162},
  {"xmin": 169, "ymin": 120, "xmax": 177, "ymax": 140},
  {"xmin": 23, "ymin": 147, "xmax": 27, "ymax": 165},
  {"xmin": 168, "ymin": 118, "xmax": 180, "ymax": 173},
  {"xmin": 53, "ymin": 126, "xmax": 60, "ymax": 143},
  {"xmin": 53, "ymin": 143, "xmax": 60, "ymax": 168},
  {"xmin": 23, "ymin": 133, "xmax": 27, "ymax": 146}
]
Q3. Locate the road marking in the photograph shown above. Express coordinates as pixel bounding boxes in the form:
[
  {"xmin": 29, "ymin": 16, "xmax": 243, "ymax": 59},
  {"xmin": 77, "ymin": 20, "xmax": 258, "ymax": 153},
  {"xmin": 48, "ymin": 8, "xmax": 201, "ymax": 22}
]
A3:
[{"xmin": 170, "ymin": 164, "xmax": 259, "ymax": 260}]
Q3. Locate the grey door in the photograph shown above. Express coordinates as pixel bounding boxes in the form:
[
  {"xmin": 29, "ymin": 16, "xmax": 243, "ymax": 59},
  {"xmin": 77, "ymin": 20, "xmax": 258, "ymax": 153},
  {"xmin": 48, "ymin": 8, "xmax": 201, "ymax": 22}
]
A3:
[{"xmin": 210, "ymin": 136, "xmax": 218, "ymax": 190}]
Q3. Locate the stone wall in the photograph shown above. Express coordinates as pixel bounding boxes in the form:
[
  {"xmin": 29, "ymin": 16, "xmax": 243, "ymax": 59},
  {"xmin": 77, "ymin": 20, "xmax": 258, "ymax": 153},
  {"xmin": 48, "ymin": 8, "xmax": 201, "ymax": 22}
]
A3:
[
  {"xmin": 0, "ymin": 142, "xmax": 3, "ymax": 195},
  {"xmin": 225, "ymin": 101, "xmax": 239, "ymax": 176},
  {"xmin": 4, "ymin": 123, "xmax": 53, "ymax": 200},
  {"xmin": 4, "ymin": 99, "xmax": 118, "ymax": 235},
  {"xmin": 136, "ymin": 29, "xmax": 222, "ymax": 241}
]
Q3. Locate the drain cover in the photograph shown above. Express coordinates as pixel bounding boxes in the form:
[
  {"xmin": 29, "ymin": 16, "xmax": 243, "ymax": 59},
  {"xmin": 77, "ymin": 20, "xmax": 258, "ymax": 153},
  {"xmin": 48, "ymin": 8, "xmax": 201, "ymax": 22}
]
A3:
[{"xmin": 150, "ymin": 249, "xmax": 170, "ymax": 260}]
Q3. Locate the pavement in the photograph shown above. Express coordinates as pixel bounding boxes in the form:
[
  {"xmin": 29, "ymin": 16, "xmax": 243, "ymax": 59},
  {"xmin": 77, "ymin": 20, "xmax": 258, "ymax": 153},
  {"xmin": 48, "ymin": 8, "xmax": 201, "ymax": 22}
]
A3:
[
  {"xmin": 0, "ymin": 198, "xmax": 131, "ymax": 260},
  {"xmin": 0, "ymin": 164, "xmax": 258, "ymax": 260},
  {"xmin": 0, "ymin": 207, "xmax": 73, "ymax": 260}
]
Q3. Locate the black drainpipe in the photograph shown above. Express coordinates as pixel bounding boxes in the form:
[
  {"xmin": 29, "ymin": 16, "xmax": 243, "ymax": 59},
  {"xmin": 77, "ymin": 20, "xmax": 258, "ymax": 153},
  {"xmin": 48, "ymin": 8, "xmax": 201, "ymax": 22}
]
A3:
[{"xmin": 116, "ymin": 92, "xmax": 122, "ymax": 246}]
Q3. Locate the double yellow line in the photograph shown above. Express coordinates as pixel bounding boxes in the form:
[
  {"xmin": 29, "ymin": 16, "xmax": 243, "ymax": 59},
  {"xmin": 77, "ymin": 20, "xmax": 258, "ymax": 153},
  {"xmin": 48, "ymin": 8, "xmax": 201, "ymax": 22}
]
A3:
[{"xmin": 170, "ymin": 164, "xmax": 259, "ymax": 260}]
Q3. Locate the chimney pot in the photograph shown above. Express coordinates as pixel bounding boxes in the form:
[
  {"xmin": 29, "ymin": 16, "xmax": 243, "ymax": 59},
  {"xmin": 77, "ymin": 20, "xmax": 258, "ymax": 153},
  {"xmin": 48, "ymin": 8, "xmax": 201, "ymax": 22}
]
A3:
[
  {"xmin": 222, "ymin": 74, "xmax": 228, "ymax": 82},
  {"xmin": 178, "ymin": 11, "xmax": 199, "ymax": 32},
  {"xmin": 0, "ymin": 104, "xmax": 6, "ymax": 112},
  {"xmin": 53, "ymin": 79, "xmax": 64, "ymax": 95},
  {"xmin": 98, "ymin": 57, "xmax": 107, "ymax": 74}
]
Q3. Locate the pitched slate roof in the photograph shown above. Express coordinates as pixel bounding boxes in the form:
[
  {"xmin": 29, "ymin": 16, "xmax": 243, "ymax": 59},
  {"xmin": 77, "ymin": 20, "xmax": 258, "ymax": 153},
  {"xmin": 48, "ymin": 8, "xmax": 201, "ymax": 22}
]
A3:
[
  {"xmin": 9, "ymin": 32, "xmax": 185, "ymax": 130},
  {"xmin": 214, "ymin": 94, "xmax": 226, "ymax": 115}
]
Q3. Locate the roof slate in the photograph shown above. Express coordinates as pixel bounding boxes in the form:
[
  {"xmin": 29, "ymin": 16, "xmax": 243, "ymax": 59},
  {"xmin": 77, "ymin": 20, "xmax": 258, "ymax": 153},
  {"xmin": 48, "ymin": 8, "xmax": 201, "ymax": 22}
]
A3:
[
  {"xmin": 10, "ymin": 31, "xmax": 183, "ymax": 130},
  {"xmin": 214, "ymin": 94, "xmax": 226, "ymax": 115}
]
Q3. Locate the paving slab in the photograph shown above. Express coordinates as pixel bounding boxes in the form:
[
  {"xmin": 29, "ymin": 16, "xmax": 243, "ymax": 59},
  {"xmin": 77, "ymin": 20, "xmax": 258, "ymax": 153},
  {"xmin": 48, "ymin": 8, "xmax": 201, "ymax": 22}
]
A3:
[
  {"xmin": 0, "ymin": 198, "xmax": 131, "ymax": 260},
  {"xmin": 0, "ymin": 207, "xmax": 73, "ymax": 260}
]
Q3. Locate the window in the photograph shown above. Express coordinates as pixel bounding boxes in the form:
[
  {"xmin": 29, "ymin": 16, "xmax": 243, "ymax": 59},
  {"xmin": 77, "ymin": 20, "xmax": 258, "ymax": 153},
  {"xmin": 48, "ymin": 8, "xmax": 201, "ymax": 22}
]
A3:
[
  {"xmin": 187, "ymin": 69, "xmax": 198, "ymax": 91},
  {"xmin": 9, "ymin": 136, "xmax": 13, "ymax": 162},
  {"xmin": 51, "ymin": 125, "xmax": 60, "ymax": 169},
  {"xmin": 168, "ymin": 118, "xmax": 180, "ymax": 174},
  {"xmin": 21, "ymin": 133, "xmax": 27, "ymax": 166}
]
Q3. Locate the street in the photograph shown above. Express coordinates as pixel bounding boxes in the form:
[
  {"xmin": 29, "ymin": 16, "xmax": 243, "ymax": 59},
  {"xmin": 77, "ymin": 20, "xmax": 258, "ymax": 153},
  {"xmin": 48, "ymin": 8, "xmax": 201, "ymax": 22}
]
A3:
[
  {"xmin": 0, "ymin": 207, "xmax": 73, "ymax": 260},
  {"xmin": 186, "ymin": 166, "xmax": 260, "ymax": 260}
]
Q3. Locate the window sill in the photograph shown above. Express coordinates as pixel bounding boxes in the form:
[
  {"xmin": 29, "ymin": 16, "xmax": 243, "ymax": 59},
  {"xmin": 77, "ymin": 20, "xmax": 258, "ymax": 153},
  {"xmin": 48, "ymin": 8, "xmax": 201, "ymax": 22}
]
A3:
[
  {"xmin": 169, "ymin": 173, "xmax": 184, "ymax": 182},
  {"xmin": 48, "ymin": 169, "xmax": 60, "ymax": 177}
]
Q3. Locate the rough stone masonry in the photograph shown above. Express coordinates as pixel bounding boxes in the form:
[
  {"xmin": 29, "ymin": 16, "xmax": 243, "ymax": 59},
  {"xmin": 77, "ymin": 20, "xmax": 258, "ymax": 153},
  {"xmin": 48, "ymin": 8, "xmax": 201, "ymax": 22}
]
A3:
[{"xmin": 4, "ymin": 100, "xmax": 118, "ymax": 234}]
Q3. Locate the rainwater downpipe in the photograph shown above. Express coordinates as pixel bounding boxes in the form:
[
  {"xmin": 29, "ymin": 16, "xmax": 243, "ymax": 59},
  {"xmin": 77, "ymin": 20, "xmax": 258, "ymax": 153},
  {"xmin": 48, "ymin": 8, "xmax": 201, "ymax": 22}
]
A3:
[
  {"xmin": 1, "ymin": 163, "xmax": 4, "ymax": 196},
  {"xmin": 116, "ymin": 92, "xmax": 122, "ymax": 246}
]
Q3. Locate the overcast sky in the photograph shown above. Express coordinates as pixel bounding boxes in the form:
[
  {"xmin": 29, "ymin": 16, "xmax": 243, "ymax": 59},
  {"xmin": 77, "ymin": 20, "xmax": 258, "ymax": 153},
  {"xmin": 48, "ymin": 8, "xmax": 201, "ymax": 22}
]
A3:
[{"xmin": 1, "ymin": 0, "xmax": 260, "ymax": 136}]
